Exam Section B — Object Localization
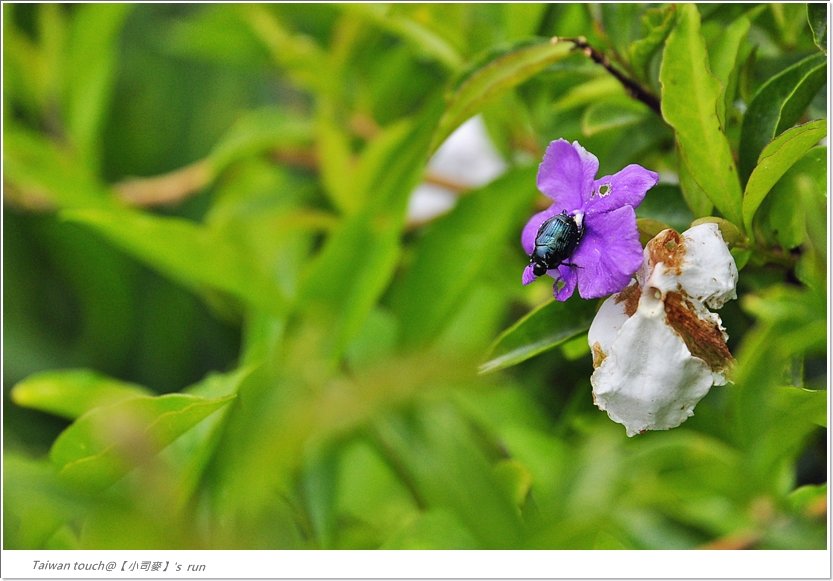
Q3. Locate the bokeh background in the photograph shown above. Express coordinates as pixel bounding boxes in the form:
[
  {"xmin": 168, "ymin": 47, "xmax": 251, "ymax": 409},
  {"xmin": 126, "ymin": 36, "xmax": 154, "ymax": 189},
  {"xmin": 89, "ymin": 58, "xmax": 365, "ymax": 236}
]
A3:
[{"xmin": 4, "ymin": 3, "xmax": 827, "ymax": 549}]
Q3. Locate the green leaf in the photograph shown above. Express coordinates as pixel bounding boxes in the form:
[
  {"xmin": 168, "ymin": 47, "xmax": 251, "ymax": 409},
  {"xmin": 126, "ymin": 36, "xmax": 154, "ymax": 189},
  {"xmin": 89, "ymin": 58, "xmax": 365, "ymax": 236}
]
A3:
[
  {"xmin": 771, "ymin": 387, "xmax": 827, "ymax": 428},
  {"xmin": 761, "ymin": 146, "xmax": 826, "ymax": 250},
  {"xmin": 372, "ymin": 406, "xmax": 524, "ymax": 548},
  {"xmin": 553, "ymin": 76, "xmax": 623, "ymax": 112},
  {"xmin": 336, "ymin": 4, "xmax": 463, "ymax": 71},
  {"xmin": 660, "ymin": 4, "xmax": 742, "ymax": 226},
  {"xmin": 381, "ymin": 510, "xmax": 480, "ymax": 549},
  {"xmin": 242, "ymin": 4, "xmax": 336, "ymax": 95},
  {"xmin": 732, "ymin": 284, "xmax": 826, "ymax": 486},
  {"xmin": 480, "ymin": 295, "xmax": 599, "ymax": 374},
  {"xmin": 50, "ymin": 393, "xmax": 236, "ymax": 490},
  {"xmin": 432, "ymin": 37, "xmax": 572, "ymax": 152},
  {"xmin": 628, "ymin": 5, "xmax": 676, "ymax": 84},
  {"xmin": 739, "ymin": 53, "xmax": 826, "ymax": 181},
  {"xmin": 676, "ymin": 151, "xmax": 714, "ymax": 217},
  {"xmin": 300, "ymin": 446, "xmax": 339, "ymax": 549},
  {"xmin": 393, "ymin": 166, "xmax": 537, "ymax": 348},
  {"xmin": 4, "ymin": 128, "xmax": 117, "ymax": 210},
  {"xmin": 808, "ymin": 4, "xmax": 827, "ymax": 54},
  {"xmin": 11, "ymin": 369, "xmax": 151, "ymax": 421},
  {"xmin": 315, "ymin": 100, "xmax": 357, "ymax": 214},
  {"xmin": 208, "ymin": 107, "xmax": 313, "ymax": 175},
  {"xmin": 581, "ymin": 98, "xmax": 650, "ymax": 137},
  {"xmin": 300, "ymin": 104, "xmax": 442, "ymax": 360},
  {"xmin": 636, "ymin": 184, "xmax": 695, "ymax": 232},
  {"xmin": 63, "ymin": 4, "xmax": 132, "ymax": 171},
  {"xmin": 3, "ymin": 453, "xmax": 87, "ymax": 549},
  {"xmin": 160, "ymin": 368, "xmax": 254, "ymax": 509},
  {"xmin": 63, "ymin": 208, "xmax": 290, "ymax": 316},
  {"xmin": 703, "ymin": 15, "xmax": 751, "ymax": 127},
  {"xmin": 742, "ymin": 119, "xmax": 827, "ymax": 235}
]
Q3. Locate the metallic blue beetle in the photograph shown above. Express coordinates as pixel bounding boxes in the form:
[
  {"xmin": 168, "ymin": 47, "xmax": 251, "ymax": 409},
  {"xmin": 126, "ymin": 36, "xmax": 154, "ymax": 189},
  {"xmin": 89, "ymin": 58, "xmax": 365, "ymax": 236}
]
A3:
[{"xmin": 529, "ymin": 210, "xmax": 584, "ymax": 276}]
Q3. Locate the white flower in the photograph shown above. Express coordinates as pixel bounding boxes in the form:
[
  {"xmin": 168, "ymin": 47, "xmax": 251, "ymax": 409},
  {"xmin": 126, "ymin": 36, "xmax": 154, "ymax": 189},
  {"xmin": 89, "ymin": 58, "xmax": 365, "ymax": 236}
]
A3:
[
  {"xmin": 407, "ymin": 116, "xmax": 506, "ymax": 222},
  {"xmin": 588, "ymin": 223, "xmax": 738, "ymax": 436}
]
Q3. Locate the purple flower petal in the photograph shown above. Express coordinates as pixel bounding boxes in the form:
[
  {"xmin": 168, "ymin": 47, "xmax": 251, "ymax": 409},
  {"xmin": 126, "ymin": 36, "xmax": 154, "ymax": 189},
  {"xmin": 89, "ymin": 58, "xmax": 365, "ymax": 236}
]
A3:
[
  {"xmin": 522, "ymin": 264, "xmax": 537, "ymax": 285},
  {"xmin": 536, "ymin": 140, "xmax": 597, "ymax": 212},
  {"xmin": 551, "ymin": 263, "xmax": 578, "ymax": 301},
  {"xmin": 521, "ymin": 207, "xmax": 560, "ymax": 254},
  {"xmin": 572, "ymin": 205, "xmax": 643, "ymax": 299},
  {"xmin": 585, "ymin": 164, "xmax": 659, "ymax": 216}
]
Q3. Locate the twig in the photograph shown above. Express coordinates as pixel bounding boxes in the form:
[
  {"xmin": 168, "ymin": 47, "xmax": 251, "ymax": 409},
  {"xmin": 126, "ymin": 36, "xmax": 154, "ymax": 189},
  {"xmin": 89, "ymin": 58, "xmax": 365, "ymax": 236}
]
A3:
[
  {"xmin": 114, "ymin": 160, "xmax": 213, "ymax": 207},
  {"xmin": 559, "ymin": 36, "xmax": 662, "ymax": 116}
]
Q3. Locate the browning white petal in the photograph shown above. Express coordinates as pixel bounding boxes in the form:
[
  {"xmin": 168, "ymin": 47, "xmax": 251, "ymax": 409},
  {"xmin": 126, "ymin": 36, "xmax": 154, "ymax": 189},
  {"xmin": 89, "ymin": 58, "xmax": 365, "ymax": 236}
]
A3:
[{"xmin": 588, "ymin": 223, "xmax": 738, "ymax": 436}]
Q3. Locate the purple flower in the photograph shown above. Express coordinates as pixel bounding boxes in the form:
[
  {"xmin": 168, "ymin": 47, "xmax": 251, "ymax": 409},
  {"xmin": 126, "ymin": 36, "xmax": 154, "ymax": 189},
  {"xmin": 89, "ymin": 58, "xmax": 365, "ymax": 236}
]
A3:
[{"xmin": 522, "ymin": 139, "xmax": 659, "ymax": 300}]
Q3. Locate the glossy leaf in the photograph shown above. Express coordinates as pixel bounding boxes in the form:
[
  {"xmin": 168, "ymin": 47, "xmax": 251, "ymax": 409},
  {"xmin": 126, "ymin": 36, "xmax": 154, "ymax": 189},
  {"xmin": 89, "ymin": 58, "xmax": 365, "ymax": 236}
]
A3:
[
  {"xmin": 394, "ymin": 166, "xmax": 537, "ymax": 348},
  {"xmin": 63, "ymin": 208, "xmax": 290, "ymax": 316},
  {"xmin": 660, "ymin": 4, "xmax": 742, "ymax": 226},
  {"xmin": 480, "ymin": 295, "xmax": 598, "ymax": 374},
  {"xmin": 11, "ymin": 369, "xmax": 151, "ymax": 421},
  {"xmin": 742, "ymin": 119, "xmax": 827, "ymax": 235},
  {"xmin": 50, "ymin": 393, "xmax": 236, "ymax": 490},
  {"xmin": 432, "ymin": 38, "xmax": 572, "ymax": 152},
  {"xmin": 738, "ymin": 53, "xmax": 826, "ymax": 181}
]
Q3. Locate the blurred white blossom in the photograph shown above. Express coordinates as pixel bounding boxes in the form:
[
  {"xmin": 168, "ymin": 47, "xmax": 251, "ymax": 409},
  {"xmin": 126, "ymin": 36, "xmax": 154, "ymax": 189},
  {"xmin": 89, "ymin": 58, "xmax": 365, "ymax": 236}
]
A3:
[
  {"xmin": 588, "ymin": 223, "xmax": 738, "ymax": 436},
  {"xmin": 407, "ymin": 116, "xmax": 506, "ymax": 222}
]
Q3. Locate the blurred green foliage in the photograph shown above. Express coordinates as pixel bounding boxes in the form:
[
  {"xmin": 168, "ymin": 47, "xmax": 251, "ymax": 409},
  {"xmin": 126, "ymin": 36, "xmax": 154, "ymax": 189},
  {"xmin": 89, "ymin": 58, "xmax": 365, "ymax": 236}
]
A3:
[{"xmin": 3, "ymin": 3, "xmax": 826, "ymax": 549}]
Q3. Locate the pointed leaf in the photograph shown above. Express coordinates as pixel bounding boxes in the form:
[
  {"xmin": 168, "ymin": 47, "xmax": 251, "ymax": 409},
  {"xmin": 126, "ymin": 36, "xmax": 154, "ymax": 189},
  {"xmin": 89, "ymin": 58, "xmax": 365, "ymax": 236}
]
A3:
[
  {"xmin": 660, "ymin": 4, "xmax": 742, "ymax": 226},
  {"xmin": 739, "ymin": 53, "xmax": 826, "ymax": 181},
  {"xmin": 50, "ymin": 393, "xmax": 235, "ymax": 490},
  {"xmin": 743, "ymin": 119, "xmax": 827, "ymax": 234},
  {"xmin": 11, "ymin": 369, "xmax": 150, "ymax": 421},
  {"xmin": 480, "ymin": 295, "xmax": 598, "ymax": 374},
  {"xmin": 432, "ymin": 38, "xmax": 572, "ymax": 151}
]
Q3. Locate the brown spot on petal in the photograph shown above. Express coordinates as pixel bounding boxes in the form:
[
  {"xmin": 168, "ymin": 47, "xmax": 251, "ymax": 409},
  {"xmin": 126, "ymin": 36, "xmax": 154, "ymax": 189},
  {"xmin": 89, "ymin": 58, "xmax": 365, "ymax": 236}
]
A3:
[
  {"xmin": 591, "ymin": 342, "xmax": 607, "ymax": 368},
  {"xmin": 614, "ymin": 283, "xmax": 640, "ymax": 317},
  {"xmin": 646, "ymin": 229, "xmax": 685, "ymax": 275},
  {"xmin": 664, "ymin": 292, "xmax": 734, "ymax": 373}
]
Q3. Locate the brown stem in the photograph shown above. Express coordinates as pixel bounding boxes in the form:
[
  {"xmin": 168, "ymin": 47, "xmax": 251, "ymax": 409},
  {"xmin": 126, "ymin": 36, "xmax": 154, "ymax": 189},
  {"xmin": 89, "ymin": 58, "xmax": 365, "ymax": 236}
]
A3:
[
  {"xmin": 559, "ymin": 36, "xmax": 662, "ymax": 116},
  {"xmin": 114, "ymin": 160, "xmax": 213, "ymax": 207}
]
